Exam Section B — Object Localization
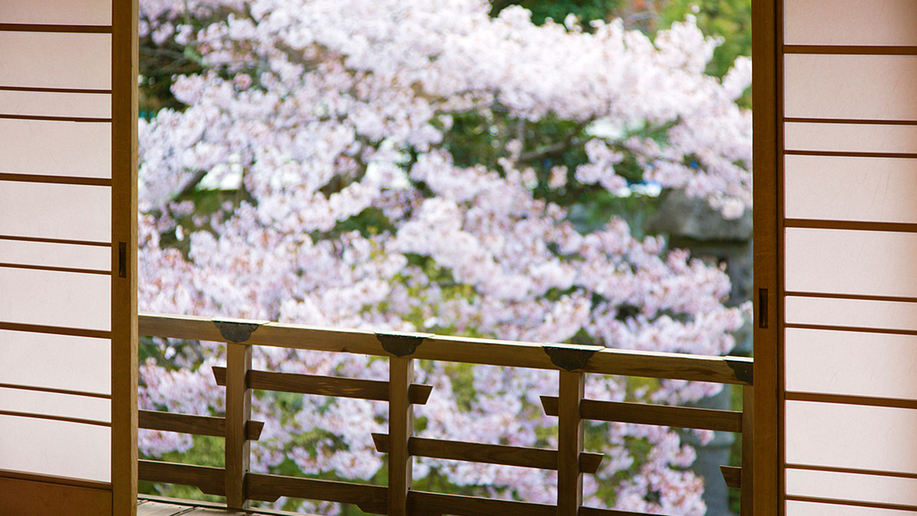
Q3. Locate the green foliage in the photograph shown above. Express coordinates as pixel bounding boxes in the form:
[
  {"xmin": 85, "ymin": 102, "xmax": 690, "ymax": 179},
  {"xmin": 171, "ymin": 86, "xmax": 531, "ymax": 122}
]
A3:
[
  {"xmin": 661, "ymin": 0, "xmax": 751, "ymax": 78},
  {"xmin": 491, "ymin": 0, "xmax": 624, "ymax": 26}
]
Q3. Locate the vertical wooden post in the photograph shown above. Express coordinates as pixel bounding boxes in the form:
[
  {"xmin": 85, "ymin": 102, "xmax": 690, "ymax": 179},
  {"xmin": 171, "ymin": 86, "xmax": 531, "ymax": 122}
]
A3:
[
  {"xmin": 388, "ymin": 357, "xmax": 414, "ymax": 516},
  {"xmin": 225, "ymin": 342, "xmax": 252, "ymax": 509},
  {"xmin": 111, "ymin": 1, "xmax": 139, "ymax": 515},
  {"xmin": 557, "ymin": 371, "xmax": 584, "ymax": 516},
  {"xmin": 751, "ymin": 0, "xmax": 780, "ymax": 514},
  {"xmin": 741, "ymin": 385, "xmax": 754, "ymax": 516}
]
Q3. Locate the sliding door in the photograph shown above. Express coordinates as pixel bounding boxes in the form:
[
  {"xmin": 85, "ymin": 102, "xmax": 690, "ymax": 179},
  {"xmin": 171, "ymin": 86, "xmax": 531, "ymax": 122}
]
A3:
[
  {"xmin": 757, "ymin": 0, "xmax": 917, "ymax": 514},
  {"xmin": 0, "ymin": 1, "xmax": 137, "ymax": 515}
]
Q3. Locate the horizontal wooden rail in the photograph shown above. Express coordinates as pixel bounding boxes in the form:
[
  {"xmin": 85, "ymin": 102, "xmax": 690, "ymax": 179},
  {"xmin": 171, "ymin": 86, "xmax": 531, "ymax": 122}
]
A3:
[
  {"xmin": 140, "ymin": 313, "xmax": 752, "ymax": 385},
  {"xmin": 211, "ymin": 367, "xmax": 433, "ymax": 404},
  {"xmin": 371, "ymin": 434, "xmax": 604, "ymax": 474},
  {"xmin": 580, "ymin": 507, "xmax": 674, "ymax": 516},
  {"xmin": 139, "ymin": 410, "xmax": 263, "ymax": 440},
  {"xmin": 247, "ymin": 473, "xmax": 387, "ymax": 514},
  {"xmin": 541, "ymin": 396, "xmax": 743, "ymax": 433},
  {"xmin": 138, "ymin": 460, "xmax": 224, "ymax": 497},
  {"xmin": 409, "ymin": 490, "xmax": 555, "ymax": 516}
]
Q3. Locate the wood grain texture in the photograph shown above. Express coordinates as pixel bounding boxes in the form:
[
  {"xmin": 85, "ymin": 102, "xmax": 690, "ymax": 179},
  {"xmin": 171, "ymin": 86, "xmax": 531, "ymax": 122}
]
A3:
[
  {"xmin": 752, "ymin": 0, "xmax": 780, "ymax": 512},
  {"xmin": 721, "ymin": 465, "xmax": 742, "ymax": 489},
  {"xmin": 541, "ymin": 397, "xmax": 742, "ymax": 433},
  {"xmin": 387, "ymin": 357, "xmax": 413, "ymax": 516},
  {"xmin": 111, "ymin": 0, "xmax": 139, "ymax": 515},
  {"xmin": 224, "ymin": 343, "xmax": 252, "ymax": 509},
  {"xmin": 579, "ymin": 508, "xmax": 667, "ymax": 516},
  {"xmin": 409, "ymin": 490, "xmax": 555, "ymax": 516},
  {"xmin": 246, "ymin": 473, "xmax": 387, "ymax": 514},
  {"xmin": 138, "ymin": 410, "xmax": 263, "ymax": 440},
  {"xmin": 0, "ymin": 475, "xmax": 112, "ymax": 516},
  {"xmin": 371, "ymin": 434, "xmax": 604, "ymax": 474},
  {"xmin": 741, "ymin": 386, "xmax": 754, "ymax": 516},
  {"xmin": 556, "ymin": 371, "xmax": 584, "ymax": 516},
  {"xmin": 137, "ymin": 460, "xmax": 224, "ymax": 496},
  {"xmin": 211, "ymin": 366, "xmax": 433, "ymax": 405},
  {"xmin": 140, "ymin": 313, "xmax": 751, "ymax": 384}
]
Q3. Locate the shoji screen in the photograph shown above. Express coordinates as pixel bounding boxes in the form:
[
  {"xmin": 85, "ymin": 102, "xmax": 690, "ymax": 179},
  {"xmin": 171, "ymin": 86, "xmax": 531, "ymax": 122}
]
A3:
[
  {"xmin": 781, "ymin": 0, "xmax": 917, "ymax": 514},
  {"xmin": 0, "ymin": 1, "xmax": 136, "ymax": 515}
]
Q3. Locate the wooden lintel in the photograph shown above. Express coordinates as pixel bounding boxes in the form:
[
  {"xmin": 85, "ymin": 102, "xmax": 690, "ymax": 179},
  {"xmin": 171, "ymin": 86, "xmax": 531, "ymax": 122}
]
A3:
[
  {"xmin": 138, "ymin": 460, "xmax": 224, "ymax": 497},
  {"xmin": 541, "ymin": 396, "xmax": 743, "ymax": 433}
]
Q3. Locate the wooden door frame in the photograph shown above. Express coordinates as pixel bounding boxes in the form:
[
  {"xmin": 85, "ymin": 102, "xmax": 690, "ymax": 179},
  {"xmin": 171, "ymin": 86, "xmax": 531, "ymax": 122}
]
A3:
[
  {"xmin": 751, "ymin": 0, "xmax": 781, "ymax": 514},
  {"xmin": 111, "ymin": 0, "xmax": 139, "ymax": 515}
]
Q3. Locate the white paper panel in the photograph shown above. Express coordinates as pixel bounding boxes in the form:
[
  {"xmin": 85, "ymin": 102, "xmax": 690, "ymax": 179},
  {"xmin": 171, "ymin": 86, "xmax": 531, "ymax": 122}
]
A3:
[
  {"xmin": 0, "ymin": 91, "xmax": 111, "ymax": 119},
  {"xmin": 786, "ymin": 468, "xmax": 917, "ymax": 507},
  {"xmin": 788, "ymin": 500, "xmax": 917, "ymax": 516},
  {"xmin": 0, "ymin": 181, "xmax": 110, "ymax": 242},
  {"xmin": 785, "ymin": 55, "xmax": 917, "ymax": 121},
  {"xmin": 0, "ymin": 32, "xmax": 111, "ymax": 90},
  {"xmin": 0, "ymin": 268, "xmax": 110, "ymax": 331},
  {"xmin": 786, "ymin": 401, "xmax": 917, "ymax": 474},
  {"xmin": 785, "ymin": 156, "xmax": 917, "ymax": 223},
  {"xmin": 0, "ymin": 119, "xmax": 111, "ymax": 178},
  {"xmin": 786, "ymin": 328, "xmax": 917, "ymax": 400},
  {"xmin": 785, "ymin": 0, "xmax": 917, "ymax": 46},
  {"xmin": 786, "ymin": 296, "xmax": 917, "ymax": 333},
  {"xmin": 785, "ymin": 123, "xmax": 917, "ymax": 154},
  {"xmin": 0, "ymin": 240, "xmax": 110, "ymax": 271},
  {"xmin": 0, "ymin": 0, "xmax": 111, "ymax": 26},
  {"xmin": 0, "ymin": 330, "xmax": 110, "ymax": 395},
  {"xmin": 0, "ymin": 415, "xmax": 110, "ymax": 482},
  {"xmin": 0, "ymin": 388, "xmax": 110, "ymax": 423},
  {"xmin": 785, "ymin": 228, "xmax": 917, "ymax": 298}
]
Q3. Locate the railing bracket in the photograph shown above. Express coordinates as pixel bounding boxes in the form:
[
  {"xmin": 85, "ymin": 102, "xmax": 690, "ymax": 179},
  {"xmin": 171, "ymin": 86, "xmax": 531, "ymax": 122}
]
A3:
[
  {"xmin": 376, "ymin": 332, "xmax": 431, "ymax": 357},
  {"xmin": 543, "ymin": 344, "xmax": 602, "ymax": 371},
  {"xmin": 725, "ymin": 356, "xmax": 753, "ymax": 385},
  {"xmin": 213, "ymin": 319, "xmax": 264, "ymax": 343}
]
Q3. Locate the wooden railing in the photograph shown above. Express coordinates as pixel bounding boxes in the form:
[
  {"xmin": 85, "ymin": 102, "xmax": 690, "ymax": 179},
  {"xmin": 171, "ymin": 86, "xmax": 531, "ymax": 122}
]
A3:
[{"xmin": 138, "ymin": 312, "xmax": 754, "ymax": 516}]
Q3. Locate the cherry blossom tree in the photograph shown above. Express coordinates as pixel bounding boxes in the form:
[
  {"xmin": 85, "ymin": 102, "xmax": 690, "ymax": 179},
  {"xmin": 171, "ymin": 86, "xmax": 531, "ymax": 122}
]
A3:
[{"xmin": 136, "ymin": 0, "xmax": 751, "ymax": 513}]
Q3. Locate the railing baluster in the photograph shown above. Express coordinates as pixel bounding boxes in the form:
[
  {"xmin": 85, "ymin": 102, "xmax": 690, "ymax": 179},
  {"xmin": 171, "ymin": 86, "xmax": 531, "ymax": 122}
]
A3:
[
  {"xmin": 225, "ymin": 342, "xmax": 253, "ymax": 509},
  {"xmin": 388, "ymin": 357, "xmax": 414, "ymax": 516},
  {"xmin": 741, "ymin": 384, "xmax": 754, "ymax": 516},
  {"xmin": 557, "ymin": 371, "xmax": 585, "ymax": 516}
]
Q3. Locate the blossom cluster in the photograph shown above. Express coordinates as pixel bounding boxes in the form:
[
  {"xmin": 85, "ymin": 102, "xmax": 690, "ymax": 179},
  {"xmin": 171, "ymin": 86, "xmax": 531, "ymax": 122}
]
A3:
[{"xmin": 137, "ymin": 0, "xmax": 751, "ymax": 513}]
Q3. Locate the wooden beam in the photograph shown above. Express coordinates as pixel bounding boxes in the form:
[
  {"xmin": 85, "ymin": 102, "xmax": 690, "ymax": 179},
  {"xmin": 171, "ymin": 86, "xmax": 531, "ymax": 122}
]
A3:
[
  {"xmin": 224, "ymin": 343, "xmax": 252, "ymax": 509},
  {"xmin": 211, "ymin": 367, "xmax": 433, "ymax": 405},
  {"xmin": 138, "ymin": 410, "xmax": 263, "ymax": 441},
  {"xmin": 138, "ymin": 460, "xmax": 224, "ymax": 497},
  {"xmin": 556, "ymin": 371, "xmax": 584, "ymax": 516},
  {"xmin": 140, "ymin": 313, "xmax": 751, "ymax": 384},
  {"xmin": 541, "ymin": 397, "xmax": 743, "ymax": 433},
  {"xmin": 371, "ymin": 434, "xmax": 604, "ymax": 474},
  {"xmin": 409, "ymin": 490, "xmax": 555, "ymax": 516},
  {"xmin": 246, "ymin": 473, "xmax": 387, "ymax": 515}
]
